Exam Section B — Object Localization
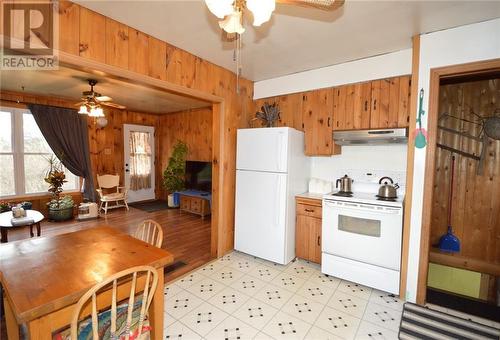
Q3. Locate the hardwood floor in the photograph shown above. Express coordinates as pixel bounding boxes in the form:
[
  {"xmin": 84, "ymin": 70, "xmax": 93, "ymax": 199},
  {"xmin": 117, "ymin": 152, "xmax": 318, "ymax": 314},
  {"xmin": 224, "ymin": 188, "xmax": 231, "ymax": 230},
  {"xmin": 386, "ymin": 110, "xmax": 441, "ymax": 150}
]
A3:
[{"xmin": 0, "ymin": 206, "xmax": 213, "ymax": 338}]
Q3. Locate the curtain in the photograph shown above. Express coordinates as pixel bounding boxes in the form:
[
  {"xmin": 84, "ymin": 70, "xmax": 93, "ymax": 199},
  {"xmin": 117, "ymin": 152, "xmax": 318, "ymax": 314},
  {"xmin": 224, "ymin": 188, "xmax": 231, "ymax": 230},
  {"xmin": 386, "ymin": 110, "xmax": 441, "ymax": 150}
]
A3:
[
  {"xmin": 129, "ymin": 131, "xmax": 152, "ymax": 191},
  {"xmin": 28, "ymin": 104, "xmax": 97, "ymax": 202}
]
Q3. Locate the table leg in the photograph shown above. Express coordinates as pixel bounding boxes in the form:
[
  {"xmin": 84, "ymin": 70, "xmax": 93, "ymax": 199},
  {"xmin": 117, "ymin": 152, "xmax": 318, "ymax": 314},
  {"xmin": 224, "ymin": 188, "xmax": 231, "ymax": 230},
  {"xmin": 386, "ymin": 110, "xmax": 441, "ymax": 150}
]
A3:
[
  {"xmin": 28, "ymin": 316, "xmax": 52, "ymax": 340},
  {"xmin": 36, "ymin": 222, "xmax": 41, "ymax": 237},
  {"xmin": 0, "ymin": 228, "xmax": 7, "ymax": 243},
  {"xmin": 30, "ymin": 225, "xmax": 34, "ymax": 237},
  {"xmin": 150, "ymin": 267, "xmax": 164, "ymax": 340},
  {"xmin": 4, "ymin": 296, "xmax": 20, "ymax": 340}
]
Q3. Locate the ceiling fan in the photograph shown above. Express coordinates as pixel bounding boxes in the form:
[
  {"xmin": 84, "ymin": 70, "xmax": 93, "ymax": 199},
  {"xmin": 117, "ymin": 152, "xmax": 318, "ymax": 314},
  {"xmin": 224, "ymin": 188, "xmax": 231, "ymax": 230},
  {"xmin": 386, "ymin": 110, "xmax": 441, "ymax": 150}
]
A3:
[
  {"xmin": 206, "ymin": 0, "xmax": 345, "ymax": 35},
  {"xmin": 76, "ymin": 79, "xmax": 125, "ymax": 117}
]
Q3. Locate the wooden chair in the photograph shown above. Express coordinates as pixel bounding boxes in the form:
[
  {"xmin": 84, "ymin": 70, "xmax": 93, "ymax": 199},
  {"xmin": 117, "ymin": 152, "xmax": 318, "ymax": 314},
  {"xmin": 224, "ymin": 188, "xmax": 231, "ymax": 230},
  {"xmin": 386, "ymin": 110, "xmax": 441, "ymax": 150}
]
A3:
[
  {"xmin": 96, "ymin": 174, "xmax": 129, "ymax": 215},
  {"xmin": 70, "ymin": 266, "xmax": 158, "ymax": 340},
  {"xmin": 134, "ymin": 220, "xmax": 163, "ymax": 248}
]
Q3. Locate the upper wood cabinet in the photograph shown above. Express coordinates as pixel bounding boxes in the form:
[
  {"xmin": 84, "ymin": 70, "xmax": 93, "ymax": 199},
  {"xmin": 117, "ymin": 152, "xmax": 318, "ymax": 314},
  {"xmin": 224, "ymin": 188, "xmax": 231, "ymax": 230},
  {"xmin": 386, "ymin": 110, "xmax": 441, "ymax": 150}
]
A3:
[
  {"xmin": 302, "ymin": 89, "xmax": 338, "ymax": 156},
  {"xmin": 333, "ymin": 76, "xmax": 411, "ymax": 131}
]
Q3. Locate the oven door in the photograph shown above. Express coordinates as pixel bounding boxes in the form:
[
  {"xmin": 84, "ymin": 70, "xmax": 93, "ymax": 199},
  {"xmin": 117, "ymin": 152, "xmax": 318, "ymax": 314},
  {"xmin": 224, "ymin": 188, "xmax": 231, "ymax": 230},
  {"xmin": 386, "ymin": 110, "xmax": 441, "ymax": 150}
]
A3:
[{"xmin": 322, "ymin": 200, "xmax": 403, "ymax": 270}]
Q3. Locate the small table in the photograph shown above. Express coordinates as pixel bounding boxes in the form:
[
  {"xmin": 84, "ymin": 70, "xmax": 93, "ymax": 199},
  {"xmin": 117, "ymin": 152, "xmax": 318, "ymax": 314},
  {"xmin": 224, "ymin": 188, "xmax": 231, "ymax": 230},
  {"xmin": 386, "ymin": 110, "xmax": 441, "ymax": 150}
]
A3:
[{"xmin": 0, "ymin": 210, "xmax": 44, "ymax": 243}]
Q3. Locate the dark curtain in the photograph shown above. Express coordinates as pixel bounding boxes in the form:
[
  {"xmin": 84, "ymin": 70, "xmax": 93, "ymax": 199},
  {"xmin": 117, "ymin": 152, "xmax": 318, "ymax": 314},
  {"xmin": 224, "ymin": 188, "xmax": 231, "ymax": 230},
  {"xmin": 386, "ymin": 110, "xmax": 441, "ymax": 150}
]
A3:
[{"xmin": 28, "ymin": 104, "xmax": 96, "ymax": 202}]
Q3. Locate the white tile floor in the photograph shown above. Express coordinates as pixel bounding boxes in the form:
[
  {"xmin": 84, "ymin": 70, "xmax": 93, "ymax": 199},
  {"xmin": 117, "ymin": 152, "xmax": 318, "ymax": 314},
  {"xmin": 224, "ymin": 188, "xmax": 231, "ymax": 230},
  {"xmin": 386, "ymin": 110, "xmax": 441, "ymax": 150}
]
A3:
[{"xmin": 164, "ymin": 251, "xmax": 402, "ymax": 339}]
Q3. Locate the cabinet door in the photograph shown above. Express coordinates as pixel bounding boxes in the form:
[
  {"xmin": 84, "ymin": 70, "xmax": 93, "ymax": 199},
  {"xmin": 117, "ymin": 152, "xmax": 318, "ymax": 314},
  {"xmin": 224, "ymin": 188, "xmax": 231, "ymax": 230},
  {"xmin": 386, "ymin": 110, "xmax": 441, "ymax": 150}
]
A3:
[
  {"xmin": 302, "ymin": 89, "xmax": 334, "ymax": 155},
  {"xmin": 370, "ymin": 76, "xmax": 411, "ymax": 128},
  {"xmin": 295, "ymin": 214, "xmax": 322, "ymax": 264},
  {"xmin": 334, "ymin": 83, "xmax": 371, "ymax": 130}
]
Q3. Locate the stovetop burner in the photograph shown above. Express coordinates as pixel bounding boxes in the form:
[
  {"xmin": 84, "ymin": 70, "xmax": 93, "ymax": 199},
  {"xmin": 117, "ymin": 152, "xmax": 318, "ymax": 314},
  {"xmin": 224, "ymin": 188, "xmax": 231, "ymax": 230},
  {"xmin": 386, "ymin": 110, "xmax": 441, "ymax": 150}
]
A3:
[
  {"xmin": 376, "ymin": 195, "xmax": 397, "ymax": 202},
  {"xmin": 332, "ymin": 191, "xmax": 353, "ymax": 197}
]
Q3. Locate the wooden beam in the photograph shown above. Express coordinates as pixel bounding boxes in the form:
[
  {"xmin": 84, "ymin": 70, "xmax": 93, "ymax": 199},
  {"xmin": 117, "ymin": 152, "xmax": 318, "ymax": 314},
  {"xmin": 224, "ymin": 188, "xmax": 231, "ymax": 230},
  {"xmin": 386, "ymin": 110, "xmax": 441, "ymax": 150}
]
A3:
[
  {"xmin": 400, "ymin": 35, "xmax": 420, "ymax": 301},
  {"xmin": 429, "ymin": 251, "xmax": 500, "ymax": 277}
]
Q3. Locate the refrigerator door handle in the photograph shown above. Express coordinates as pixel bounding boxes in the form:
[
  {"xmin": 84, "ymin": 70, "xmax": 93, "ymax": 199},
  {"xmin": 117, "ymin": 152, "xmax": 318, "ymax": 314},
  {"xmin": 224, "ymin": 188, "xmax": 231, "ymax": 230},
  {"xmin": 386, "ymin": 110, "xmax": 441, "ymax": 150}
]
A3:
[{"xmin": 275, "ymin": 175, "xmax": 283, "ymax": 227}]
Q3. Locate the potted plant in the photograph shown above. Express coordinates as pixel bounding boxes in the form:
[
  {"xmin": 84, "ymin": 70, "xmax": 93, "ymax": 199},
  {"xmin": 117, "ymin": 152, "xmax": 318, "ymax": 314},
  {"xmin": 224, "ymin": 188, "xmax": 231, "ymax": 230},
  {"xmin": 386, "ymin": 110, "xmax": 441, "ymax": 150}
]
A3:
[
  {"xmin": 44, "ymin": 156, "xmax": 74, "ymax": 221},
  {"xmin": 162, "ymin": 141, "xmax": 188, "ymax": 207},
  {"xmin": 0, "ymin": 201, "xmax": 11, "ymax": 213}
]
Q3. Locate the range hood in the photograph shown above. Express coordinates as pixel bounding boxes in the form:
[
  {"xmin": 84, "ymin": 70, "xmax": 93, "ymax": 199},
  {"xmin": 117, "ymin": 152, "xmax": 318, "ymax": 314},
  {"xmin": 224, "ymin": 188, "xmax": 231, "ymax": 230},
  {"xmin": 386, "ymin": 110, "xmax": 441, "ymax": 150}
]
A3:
[{"xmin": 333, "ymin": 128, "xmax": 408, "ymax": 146}]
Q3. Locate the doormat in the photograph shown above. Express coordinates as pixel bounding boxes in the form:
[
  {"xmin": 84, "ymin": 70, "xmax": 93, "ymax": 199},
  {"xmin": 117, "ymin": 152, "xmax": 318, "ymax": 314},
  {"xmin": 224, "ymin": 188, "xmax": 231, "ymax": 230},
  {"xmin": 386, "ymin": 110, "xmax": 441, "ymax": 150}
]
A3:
[
  {"xmin": 399, "ymin": 302, "xmax": 500, "ymax": 339},
  {"xmin": 165, "ymin": 260, "xmax": 187, "ymax": 274},
  {"xmin": 129, "ymin": 200, "xmax": 170, "ymax": 212}
]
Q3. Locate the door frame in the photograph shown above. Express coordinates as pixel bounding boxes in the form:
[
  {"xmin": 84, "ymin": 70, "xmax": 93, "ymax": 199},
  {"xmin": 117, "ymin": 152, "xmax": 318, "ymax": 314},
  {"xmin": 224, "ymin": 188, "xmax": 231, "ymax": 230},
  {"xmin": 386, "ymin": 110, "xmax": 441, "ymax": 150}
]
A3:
[
  {"xmin": 415, "ymin": 58, "xmax": 500, "ymax": 305},
  {"xmin": 123, "ymin": 124, "xmax": 156, "ymax": 203}
]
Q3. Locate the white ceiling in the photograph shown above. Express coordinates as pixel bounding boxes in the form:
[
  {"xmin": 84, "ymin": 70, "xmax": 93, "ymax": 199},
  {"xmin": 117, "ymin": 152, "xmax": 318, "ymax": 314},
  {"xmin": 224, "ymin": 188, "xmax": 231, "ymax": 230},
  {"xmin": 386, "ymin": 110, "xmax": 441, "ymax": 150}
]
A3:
[
  {"xmin": 0, "ymin": 66, "xmax": 210, "ymax": 114},
  {"xmin": 76, "ymin": 0, "xmax": 500, "ymax": 82}
]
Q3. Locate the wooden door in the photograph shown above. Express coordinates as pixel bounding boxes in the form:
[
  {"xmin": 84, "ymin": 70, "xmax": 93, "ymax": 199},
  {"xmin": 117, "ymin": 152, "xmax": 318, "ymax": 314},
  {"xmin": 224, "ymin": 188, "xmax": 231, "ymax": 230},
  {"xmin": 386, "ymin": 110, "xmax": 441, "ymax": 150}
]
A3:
[
  {"xmin": 302, "ymin": 89, "xmax": 334, "ymax": 155},
  {"xmin": 295, "ymin": 215, "xmax": 322, "ymax": 263}
]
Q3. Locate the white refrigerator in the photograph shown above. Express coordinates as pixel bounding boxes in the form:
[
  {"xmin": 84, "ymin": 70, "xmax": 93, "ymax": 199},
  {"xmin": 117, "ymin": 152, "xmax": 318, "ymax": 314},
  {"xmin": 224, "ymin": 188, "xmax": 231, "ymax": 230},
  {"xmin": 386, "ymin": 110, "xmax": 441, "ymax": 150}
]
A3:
[{"xmin": 234, "ymin": 127, "xmax": 309, "ymax": 265}]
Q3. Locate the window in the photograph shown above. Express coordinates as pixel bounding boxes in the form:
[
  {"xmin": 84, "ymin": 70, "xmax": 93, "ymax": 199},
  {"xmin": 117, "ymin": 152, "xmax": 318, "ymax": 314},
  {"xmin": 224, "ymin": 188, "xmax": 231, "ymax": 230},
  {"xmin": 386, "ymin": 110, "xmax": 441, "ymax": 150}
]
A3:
[{"xmin": 0, "ymin": 106, "xmax": 79, "ymax": 197}]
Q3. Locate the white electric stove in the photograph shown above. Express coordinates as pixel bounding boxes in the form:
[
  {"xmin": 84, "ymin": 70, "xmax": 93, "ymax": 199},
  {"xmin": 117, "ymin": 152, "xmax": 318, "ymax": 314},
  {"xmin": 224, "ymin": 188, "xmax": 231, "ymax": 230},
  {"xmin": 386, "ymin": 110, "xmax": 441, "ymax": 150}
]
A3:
[{"xmin": 321, "ymin": 187, "xmax": 404, "ymax": 295}]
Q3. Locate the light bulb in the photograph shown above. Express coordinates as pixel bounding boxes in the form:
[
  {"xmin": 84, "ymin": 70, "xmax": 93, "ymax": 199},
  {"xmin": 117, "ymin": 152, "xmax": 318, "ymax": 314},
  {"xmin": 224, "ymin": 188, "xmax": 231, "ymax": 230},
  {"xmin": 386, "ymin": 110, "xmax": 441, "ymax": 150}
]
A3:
[
  {"xmin": 78, "ymin": 105, "xmax": 88, "ymax": 114},
  {"xmin": 247, "ymin": 0, "xmax": 275, "ymax": 26},
  {"xmin": 219, "ymin": 11, "xmax": 245, "ymax": 34},
  {"xmin": 205, "ymin": 0, "xmax": 234, "ymax": 19}
]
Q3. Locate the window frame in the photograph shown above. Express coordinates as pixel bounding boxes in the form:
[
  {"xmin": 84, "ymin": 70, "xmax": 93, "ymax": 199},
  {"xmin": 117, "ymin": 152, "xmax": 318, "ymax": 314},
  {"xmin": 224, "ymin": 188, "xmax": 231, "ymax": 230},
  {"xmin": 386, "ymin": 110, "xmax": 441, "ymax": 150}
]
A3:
[{"xmin": 0, "ymin": 106, "xmax": 80, "ymax": 198}]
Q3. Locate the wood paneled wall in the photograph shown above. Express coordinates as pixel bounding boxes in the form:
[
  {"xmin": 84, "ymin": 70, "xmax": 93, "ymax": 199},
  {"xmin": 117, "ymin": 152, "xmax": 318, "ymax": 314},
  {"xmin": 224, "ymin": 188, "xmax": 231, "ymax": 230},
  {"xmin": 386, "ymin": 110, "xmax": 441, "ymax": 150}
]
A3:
[
  {"xmin": 158, "ymin": 107, "xmax": 213, "ymax": 197},
  {"xmin": 431, "ymin": 79, "xmax": 500, "ymax": 265}
]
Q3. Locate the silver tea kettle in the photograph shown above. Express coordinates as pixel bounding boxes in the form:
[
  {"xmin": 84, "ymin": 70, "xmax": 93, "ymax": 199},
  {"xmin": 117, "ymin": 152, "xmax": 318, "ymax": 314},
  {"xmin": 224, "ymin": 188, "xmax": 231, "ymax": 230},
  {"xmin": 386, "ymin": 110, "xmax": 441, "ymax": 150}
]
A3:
[
  {"xmin": 377, "ymin": 176, "xmax": 399, "ymax": 199},
  {"xmin": 336, "ymin": 174, "xmax": 353, "ymax": 193}
]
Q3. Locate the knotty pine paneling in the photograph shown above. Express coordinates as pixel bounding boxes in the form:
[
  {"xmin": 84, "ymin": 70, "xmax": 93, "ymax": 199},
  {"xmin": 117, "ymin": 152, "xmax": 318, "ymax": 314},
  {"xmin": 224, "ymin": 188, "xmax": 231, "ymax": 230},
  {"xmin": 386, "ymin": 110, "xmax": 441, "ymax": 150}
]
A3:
[
  {"xmin": 253, "ymin": 93, "xmax": 304, "ymax": 130},
  {"xmin": 79, "ymin": 7, "xmax": 105, "ymax": 62},
  {"xmin": 58, "ymin": 1, "xmax": 79, "ymax": 55},
  {"xmin": 430, "ymin": 79, "xmax": 500, "ymax": 265},
  {"xmin": 105, "ymin": 18, "xmax": 129, "ymax": 69}
]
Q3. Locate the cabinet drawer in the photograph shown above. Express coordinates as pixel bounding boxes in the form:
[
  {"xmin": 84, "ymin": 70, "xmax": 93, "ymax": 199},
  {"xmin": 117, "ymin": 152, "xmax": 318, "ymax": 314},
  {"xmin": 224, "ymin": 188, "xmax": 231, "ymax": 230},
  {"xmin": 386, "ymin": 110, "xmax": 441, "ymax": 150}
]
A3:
[
  {"xmin": 180, "ymin": 196, "xmax": 190, "ymax": 210},
  {"xmin": 296, "ymin": 203, "xmax": 322, "ymax": 218},
  {"xmin": 191, "ymin": 199, "xmax": 201, "ymax": 213}
]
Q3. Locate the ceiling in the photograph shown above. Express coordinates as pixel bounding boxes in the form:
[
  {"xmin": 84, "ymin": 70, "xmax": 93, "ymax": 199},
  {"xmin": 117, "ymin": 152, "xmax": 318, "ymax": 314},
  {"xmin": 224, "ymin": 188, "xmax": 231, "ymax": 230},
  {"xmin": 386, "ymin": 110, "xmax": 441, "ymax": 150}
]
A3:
[
  {"xmin": 76, "ymin": 0, "xmax": 500, "ymax": 82},
  {"xmin": 0, "ymin": 66, "xmax": 210, "ymax": 114}
]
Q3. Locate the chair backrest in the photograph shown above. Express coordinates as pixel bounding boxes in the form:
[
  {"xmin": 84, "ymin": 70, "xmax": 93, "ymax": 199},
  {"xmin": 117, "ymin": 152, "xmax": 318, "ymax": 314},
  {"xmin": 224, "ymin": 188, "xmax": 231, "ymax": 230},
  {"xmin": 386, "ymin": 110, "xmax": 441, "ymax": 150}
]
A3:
[
  {"xmin": 97, "ymin": 174, "xmax": 120, "ymax": 189},
  {"xmin": 70, "ymin": 266, "xmax": 158, "ymax": 340},
  {"xmin": 134, "ymin": 220, "xmax": 163, "ymax": 248}
]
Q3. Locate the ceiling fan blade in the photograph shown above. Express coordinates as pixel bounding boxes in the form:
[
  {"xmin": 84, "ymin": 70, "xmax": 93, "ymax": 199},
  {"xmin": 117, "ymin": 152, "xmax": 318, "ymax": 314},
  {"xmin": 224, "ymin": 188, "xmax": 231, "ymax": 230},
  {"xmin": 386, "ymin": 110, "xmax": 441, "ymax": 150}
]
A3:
[
  {"xmin": 101, "ymin": 101, "xmax": 126, "ymax": 110},
  {"xmin": 74, "ymin": 101, "xmax": 85, "ymax": 107},
  {"xmin": 276, "ymin": 0, "xmax": 345, "ymax": 11},
  {"xmin": 96, "ymin": 95, "xmax": 112, "ymax": 102}
]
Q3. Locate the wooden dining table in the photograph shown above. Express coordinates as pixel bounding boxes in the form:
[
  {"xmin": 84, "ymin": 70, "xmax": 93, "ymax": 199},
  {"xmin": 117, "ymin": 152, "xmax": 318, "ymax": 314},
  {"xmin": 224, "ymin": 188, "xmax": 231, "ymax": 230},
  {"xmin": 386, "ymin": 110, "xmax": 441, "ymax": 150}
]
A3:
[{"xmin": 0, "ymin": 226, "xmax": 174, "ymax": 340}]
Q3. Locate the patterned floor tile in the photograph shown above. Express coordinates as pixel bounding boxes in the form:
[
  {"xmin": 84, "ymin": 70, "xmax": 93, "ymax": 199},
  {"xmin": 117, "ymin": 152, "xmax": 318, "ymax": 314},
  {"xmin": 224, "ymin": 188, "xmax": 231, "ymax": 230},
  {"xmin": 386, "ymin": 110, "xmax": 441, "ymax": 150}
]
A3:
[
  {"xmin": 307, "ymin": 272, "xmax": 341, "ymax": 289},
  {"xmin": 179, "ymin": 302, "xmax": 229, "ymax": 336},
  {"xmin": 305, "ymin": 326, "xmax": 344, "ymax": 340},
  {"xmin": 327, "ymin": 290, "xmax": 368, "ymax": 318},
  {"xmin": 254, "ymin": 332, "xmax": 276, "ymax": 339},
  {"xmin": 164, "ymin": 312, "xmax": 177, "ymax": 327},
  {"xmin": 260, "ymin": 260, "xmax": 289, "ymax": 272},
  {"xmin": 254, "ymin": 283, "xmax": 295, "ymax": 309},
  {"xmin": 369, "ymin": 289, "xmax": 405, "ymax": 312},
  {"xmin": 199, "ymin": 260, "xmax": 228, "ymax": 275},
  {"xmin": 232, "ymin": 274, "xmax": 268, "ymax": 296},
  {"xmin": 283, "ymin": 262, "xmax": 318, "ymax": 280},
  {"xmin": 262, "ymin": 311, "xmax": 312, "ymax": 340},
  {"xmin": 187, "ymin": 277, "xmax": 227, "ymax": 301},
  {"xmin": 205, "ymin": 316, "xmax": 260, "ymax": 340},
  {"xmin": 208, "ymin": 286, "xmax": 251, "ymax": 313},
  {"xmin": 164, "ymin": 320, "xmax": 203, "ymax": 340},
  {"xmin": 233, "ymin": 298, "xmax": 279, "ymax": 330},
  {"xmin": 355, "ymin": 320, "xmax": 399, "ymax": 340},
  {"xmin": 228, "ymin": 257, "xmax": 261, "ymax": 273},
  {"xmin": 281, "ymin": 294, "xmax": 325, "ymax": 324},
  {"xmin": 247, "ymin": 264, "xmax": 282, "ymax": 282},
  {"xmin": 295, "ymin": 279, "xmax": 336, "ymax": 304},
  {"xmin": 314, "ymin": 305, "xmax": 361, "ymax": 340},
  {"xmin": 362, "ymin": 302, "xmax": 402, "ymax": 332},
  {"xmin": 165, "ymin": 290, "xmax": 204, "ymax": 319},
  {"xmin": 211, "ymin": 267, "xmax": 246, "ymax": 285},
  {"xmin": 164, "ymin": 283, "xmax": 184, "ymax": 300},
  {"xmin": 337, "ymin": 280, "xmax": 372, "ymax": 300},
  {"xmin": 174, "ymin": 271, "xmax": 206, "ymax": 289},
  {"xmin": 270, "ymin": 272, "xmax": 306, "ymax": 293}
]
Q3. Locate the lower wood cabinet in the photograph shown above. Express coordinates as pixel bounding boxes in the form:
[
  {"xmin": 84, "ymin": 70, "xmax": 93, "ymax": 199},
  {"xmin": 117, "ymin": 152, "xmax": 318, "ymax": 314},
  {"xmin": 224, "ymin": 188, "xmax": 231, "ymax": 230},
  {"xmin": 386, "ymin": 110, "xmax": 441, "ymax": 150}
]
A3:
[
  {"xmin": 295, "ymin": 196, "xmax": 322, "ymax": 264},
  {"xmin": 179, "ymin": 194, "xmax": 211, "ymax": 219}
]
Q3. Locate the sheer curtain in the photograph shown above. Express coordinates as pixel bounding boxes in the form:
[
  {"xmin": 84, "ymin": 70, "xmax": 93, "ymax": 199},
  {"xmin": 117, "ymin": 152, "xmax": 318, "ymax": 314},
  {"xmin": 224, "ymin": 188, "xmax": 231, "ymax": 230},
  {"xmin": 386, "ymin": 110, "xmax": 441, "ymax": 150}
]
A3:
[{"xmin": 129, "ymin": 131, "xmax": 152, "ymax": 191}]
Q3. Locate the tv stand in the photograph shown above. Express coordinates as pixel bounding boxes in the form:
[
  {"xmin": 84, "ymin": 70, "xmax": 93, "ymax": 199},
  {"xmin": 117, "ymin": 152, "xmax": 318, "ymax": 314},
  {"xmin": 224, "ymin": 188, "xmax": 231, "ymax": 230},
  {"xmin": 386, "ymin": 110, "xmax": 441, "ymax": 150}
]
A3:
[{"xmin": 178, "ymin": 190, "xmax": 211, "ymax": 219}]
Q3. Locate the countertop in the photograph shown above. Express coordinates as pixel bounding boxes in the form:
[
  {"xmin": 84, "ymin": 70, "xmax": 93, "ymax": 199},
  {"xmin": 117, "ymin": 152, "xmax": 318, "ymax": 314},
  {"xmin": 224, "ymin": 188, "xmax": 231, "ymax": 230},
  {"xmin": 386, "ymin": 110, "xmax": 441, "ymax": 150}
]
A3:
[{"xmin": 295, "ymin": 192, "xmax": 327, "ymax": 200}]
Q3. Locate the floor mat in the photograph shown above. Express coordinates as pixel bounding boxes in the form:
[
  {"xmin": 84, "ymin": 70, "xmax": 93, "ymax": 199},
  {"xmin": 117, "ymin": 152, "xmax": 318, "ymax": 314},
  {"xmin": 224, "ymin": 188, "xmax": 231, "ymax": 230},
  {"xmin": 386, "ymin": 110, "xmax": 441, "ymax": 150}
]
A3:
[
  {"xmin": 129, "ymin": 199, "xmax": 170, "ymax": 212},
  {"xmin": 400, "ymin": 302, "xmax": 500, "ymax": 339}
]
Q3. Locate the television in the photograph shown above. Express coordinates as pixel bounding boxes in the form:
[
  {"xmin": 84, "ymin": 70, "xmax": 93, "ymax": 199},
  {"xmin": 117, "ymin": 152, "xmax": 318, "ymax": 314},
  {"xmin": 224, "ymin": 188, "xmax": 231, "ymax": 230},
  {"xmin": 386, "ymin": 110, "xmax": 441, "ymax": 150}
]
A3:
[{"xmin": 185, "ymin": 161, "xmax": 212, "ymax": 192}]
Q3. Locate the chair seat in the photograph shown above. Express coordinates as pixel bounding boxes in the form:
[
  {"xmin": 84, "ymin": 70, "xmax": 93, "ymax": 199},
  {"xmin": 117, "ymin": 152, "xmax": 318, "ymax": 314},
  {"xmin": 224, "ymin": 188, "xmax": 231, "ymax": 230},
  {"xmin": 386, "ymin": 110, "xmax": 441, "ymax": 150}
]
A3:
[
  {"xmin": 53, "ymin": 297, "xmax": 150, "ymax": 340},
  {"xmin": 101, "ymin": 192, "xmax": 125, "ymax": 201}
]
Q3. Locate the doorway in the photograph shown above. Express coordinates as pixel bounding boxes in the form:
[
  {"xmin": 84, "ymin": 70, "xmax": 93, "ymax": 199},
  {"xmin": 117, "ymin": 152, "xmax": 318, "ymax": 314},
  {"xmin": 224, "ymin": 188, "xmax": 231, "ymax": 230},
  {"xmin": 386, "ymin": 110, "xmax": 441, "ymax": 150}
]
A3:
[
  {"xmin": 417, "ymin": 59, "xmax": 500, "ymax": 321},
  {"xmin": 123, "ymin": 124, "xmax": 156, "ymax": 203}
]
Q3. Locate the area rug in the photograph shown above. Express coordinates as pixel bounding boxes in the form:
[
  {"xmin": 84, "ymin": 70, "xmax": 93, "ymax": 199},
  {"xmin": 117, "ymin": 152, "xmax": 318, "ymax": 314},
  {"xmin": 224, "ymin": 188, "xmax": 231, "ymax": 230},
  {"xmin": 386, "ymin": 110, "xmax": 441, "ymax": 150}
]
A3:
[
  {"xmin": 129, "ymin": 200, "xmax": 169, "ymax": 212},
  {"xmin": 399, "ymin": 302, "xmax": 500, "ymax": 339}
]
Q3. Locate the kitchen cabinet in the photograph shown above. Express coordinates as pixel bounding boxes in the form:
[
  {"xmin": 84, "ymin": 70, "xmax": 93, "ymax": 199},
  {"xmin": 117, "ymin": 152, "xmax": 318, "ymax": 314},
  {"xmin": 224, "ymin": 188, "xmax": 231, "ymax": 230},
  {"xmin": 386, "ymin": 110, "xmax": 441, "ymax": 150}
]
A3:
[
  {"xmin": 295, "ymin": 196, "xmax": 322, "ymax": 264},
  {"xmin": 302, "ymin": 89, "xmax": 340, "ymax": 156}
]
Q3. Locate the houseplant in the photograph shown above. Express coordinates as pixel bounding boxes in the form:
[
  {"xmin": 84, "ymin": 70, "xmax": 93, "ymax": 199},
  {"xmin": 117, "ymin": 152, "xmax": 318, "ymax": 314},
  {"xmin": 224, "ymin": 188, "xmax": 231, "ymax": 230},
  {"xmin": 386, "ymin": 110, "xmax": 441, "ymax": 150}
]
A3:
[
  {"xmin": 162, "ymin": 141, "xmax": 188, "ymax": 207},
  {"xmin": 44, "ymin": 156, "xmax": 74, "ymax": 221}
]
